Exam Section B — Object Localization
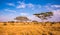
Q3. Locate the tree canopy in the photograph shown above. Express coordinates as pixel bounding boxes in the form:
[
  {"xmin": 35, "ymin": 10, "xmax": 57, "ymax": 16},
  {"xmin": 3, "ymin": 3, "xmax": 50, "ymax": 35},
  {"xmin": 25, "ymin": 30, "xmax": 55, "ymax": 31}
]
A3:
[
  {"xmin": 15, "ymin": 16, "xmax": 29, "ymax": 22},
  {"xmin": 33, "ymin": 12, "xmax": 53, "ymax": 21}
]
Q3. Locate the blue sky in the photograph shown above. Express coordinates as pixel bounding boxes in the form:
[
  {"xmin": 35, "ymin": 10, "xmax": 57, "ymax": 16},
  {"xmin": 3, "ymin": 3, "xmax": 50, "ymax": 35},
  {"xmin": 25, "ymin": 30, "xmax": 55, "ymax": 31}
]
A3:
[{"xmin": 0, "ymin": 0, "xmax": 60, "ymax": 22}]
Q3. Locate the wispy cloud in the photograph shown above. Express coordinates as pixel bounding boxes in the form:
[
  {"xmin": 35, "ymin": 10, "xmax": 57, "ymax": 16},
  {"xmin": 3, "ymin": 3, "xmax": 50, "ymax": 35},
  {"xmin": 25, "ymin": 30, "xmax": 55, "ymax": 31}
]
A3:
[
  {"xmin": 49, "ymin": 9, "xmax": 60, "ymax": 22},
  {"xmin": 44, "ymin": 4, "xmax": 60, "ymax": 12},
  {"xmin": 27, "ymin": 3, "xmax": 34, "ymax": 8},
  {"xmin": 4, "ymin": 9, "xmax": 16, "ymax": 12},
  {"xmin": 0, "ymin": 14, "xmax": 15, "ymax": 22},
  {"xmin": 20, "ymin": 12, "xmax": 29, "ymax": 16},
  {"xmin": 52, "ymin": 9, "xmax": 60, "ymax": 16},
  {"xmin": 27, "ymin": 15, "xmax": 41, "ymax": 22},
  {"xmin": 27, "ymin": 3, "xmax": 35, "ymax": 10},
  {"xmin": 7, "ymin": 3, "xmax": 15, "ymax": 6},
  {"xmin": 51, "ymin": 5, "xmax": 60, "ymax": 8},
  {"xmin": 16, "ymin": 1, "xmax": 41, "ymax": 9},
  {"xmin": 16, "ymin": 2, "xmax": 26, "ymax": 8}
]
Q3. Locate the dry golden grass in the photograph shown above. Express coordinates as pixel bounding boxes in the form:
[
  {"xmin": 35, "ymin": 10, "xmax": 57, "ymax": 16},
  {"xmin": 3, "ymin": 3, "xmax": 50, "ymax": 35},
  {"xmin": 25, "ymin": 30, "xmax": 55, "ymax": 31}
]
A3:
[{"xmin": 0, "ymin": 22, "xmax": 60, "ymax": 35}]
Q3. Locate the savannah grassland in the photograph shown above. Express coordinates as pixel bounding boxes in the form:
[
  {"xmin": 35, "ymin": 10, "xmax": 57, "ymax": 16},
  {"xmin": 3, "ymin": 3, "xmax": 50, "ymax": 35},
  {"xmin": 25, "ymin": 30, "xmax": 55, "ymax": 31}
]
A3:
[{"xmin": 0, "ymin": 22, "xmax": 60, "ymax": 35}]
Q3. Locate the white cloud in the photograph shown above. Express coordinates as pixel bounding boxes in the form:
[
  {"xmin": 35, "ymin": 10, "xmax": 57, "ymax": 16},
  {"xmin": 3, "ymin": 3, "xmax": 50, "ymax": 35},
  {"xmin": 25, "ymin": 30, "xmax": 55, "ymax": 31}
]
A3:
[
  {"xmin": 52, "ymin": 9, "xmax": 60, "ymax": 15},
  {"xmin": 44, "ymin": 5, "xmax": 54, "ymax": 12},
  {"xmin": 17, "ymin": 1, "xmax": 25, "ymax": 4},
  {"xmin": 44, "ymin": 4, "xmax": 60, "ymax": 12},
  {"xmin": 27, "ymin": 3, "xmax": 35, "ymax": 10},
  {"xmin": 16, "ymin": 2, "xmax": 26, "ymax": 8},
  {"xmin": 4, "ymin": 9, "xmax": 16, "ymax": 12},
  {"xmin": 16, "ymin": 1, "xmax": 42, "ymax": 11},
  {"xmin": 51, "ymin": 5, "xmax": 60, "ymax": 8},
  {"xmin": 45, "ymin": 6, "xmax": 51, "ymax": 11},
  {"xmin": 27, "ymin": 15, "xmax": 42, "ymax": 22},
  {"xmin": 20, "ymin": 12, "xmax": 28, "ymax": 16},
  {"xmin": 17, "ymin": 4, "xmax": 26, "ymax": 8},
  {"xmin": 47, "ymin": 9, "xmax": 60, "ymax": 22},
  {"xmin": 7, "ymin": 3, "xmax": 15, "ymax": 6},
  {"xmin": 27, "ymin": 3, "xmax": 34, "ymax": 8},
  {"xmin": 0, "ymin": 14, "xmax": 15, "ymax": 22}
]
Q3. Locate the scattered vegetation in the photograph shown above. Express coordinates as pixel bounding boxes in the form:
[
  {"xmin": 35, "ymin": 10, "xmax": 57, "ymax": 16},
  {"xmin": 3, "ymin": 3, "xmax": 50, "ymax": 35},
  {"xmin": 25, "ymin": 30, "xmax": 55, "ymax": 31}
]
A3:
[
  {"xmin": 0, "ymin": 12, "xmax": 60, "ymax": 35},
  {"xmin": 32, "ymin": 20, "xmax": 38, "ymax": 24},
  {"xmin": 51, "ymin": 27, "xmax": 60, "ymax": 31},
  {"xmin": 3, "ymin": 22, "xmax": 7, "ymax": 26},
  {"xmin": 0, "ymin": 22, "xmax": 60, "ymax": 35},
  {"xmin": 48, "ymin": 32, "xmax": 54, "ymax": 35}
]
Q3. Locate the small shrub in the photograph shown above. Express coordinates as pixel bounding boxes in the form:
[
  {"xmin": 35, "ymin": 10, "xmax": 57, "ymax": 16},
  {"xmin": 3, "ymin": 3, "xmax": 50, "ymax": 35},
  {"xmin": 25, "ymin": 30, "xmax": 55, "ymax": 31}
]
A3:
[
  {"xmin": 50, "ymin": 27, "xmax": 60, "ymax": 31},
  {"xmin": 51, "ymin": 22, "xmax": 55, "ymax": 24},
  {"xmin": 8, "ymin": 21, "xmax": 15, "ymax": 25},
  {"xmin": 48, "ymin": 32, "xmax": 54, "ymax": 35},
  {"xmin": 32, "ymin": 20, "xmax": 38, "ymax": 24},
  {"xmin": 42, "ymin": 33, "xmax": 46, "ymax": 35},
  {"xmin": 3, "ymin": 22, "xmax": 7, "ymax": 26}
]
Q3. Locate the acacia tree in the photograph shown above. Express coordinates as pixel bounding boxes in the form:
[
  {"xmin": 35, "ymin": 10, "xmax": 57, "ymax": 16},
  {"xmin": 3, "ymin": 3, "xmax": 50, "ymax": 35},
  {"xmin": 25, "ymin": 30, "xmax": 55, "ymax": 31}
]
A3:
[
  {"xmin": 33, "ymin": 12, "xmax": 53, "ymax": 22},
  {"xmin": 14, "ymin": 16, "xmax": 29, "ymax": 22}
]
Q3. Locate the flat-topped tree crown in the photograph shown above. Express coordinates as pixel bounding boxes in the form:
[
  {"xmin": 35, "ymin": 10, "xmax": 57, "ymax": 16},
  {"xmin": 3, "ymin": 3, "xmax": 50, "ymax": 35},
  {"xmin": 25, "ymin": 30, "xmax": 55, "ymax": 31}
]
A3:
[
  {"xmin": 15, "ymin": 16, "xmax": 29, "ymax": 22},
  {"xmin": 33, "ymin": 12, "xmax": 53, "ymax": 22}
]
